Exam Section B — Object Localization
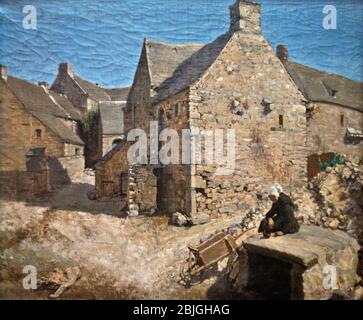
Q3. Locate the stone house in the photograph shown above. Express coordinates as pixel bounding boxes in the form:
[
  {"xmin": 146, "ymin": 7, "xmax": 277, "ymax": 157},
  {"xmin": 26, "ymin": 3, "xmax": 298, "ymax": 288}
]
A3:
[
  {"xmin": 95, "ymin": 0, "xmax": 309, "ymax": 218},
  {"xmin": 99, "ymin": 102, "xmax": 125, "ymax": 156},
  {"xmin": 276, "ymin": 45, "xmax": 363, "ymax": 179},
  {"xmin": 51, "ymin": 63, "xmax": 129, "ymax": 166},
  {"xmin": 0, "ymin": 65, "xmax": 84, "ymax": 198}
]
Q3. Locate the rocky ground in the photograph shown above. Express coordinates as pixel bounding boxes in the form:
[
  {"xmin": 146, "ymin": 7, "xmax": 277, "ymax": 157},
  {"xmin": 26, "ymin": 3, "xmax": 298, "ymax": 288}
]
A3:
[{"xmin": 0, "ymin": 171, "xmax": 250, "ymax": 300}]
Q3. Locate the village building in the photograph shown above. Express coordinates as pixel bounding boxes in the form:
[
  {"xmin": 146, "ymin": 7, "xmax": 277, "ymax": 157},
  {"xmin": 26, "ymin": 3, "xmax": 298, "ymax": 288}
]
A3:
[
  {"xmin": 276, "ymin": 45, "xmax": 363, "ymax": 180},
  {"xmin": 99, "ymin": 87, "xmax": 129, "ymax": 156},
  {"xmin": 51, "ymin": 63, "xmax": 129, "ymax": 166},
  {"xmin": 95, "ymin": 0, "xmax": 312, "ymax": 218},
  {"xmin": 0, "ymin": 65, "xmax": 84, "ymax": 198},
  {"xmin": 99, "ymin": 102, "xmax": 125, "ymax": 156}
]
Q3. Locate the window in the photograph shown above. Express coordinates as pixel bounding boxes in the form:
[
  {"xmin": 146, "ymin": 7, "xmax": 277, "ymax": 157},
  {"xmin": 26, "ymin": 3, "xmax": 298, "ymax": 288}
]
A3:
[
  {"xmin": 173, "ymin": 102, "xmax": 180, "ymax": 118},
  {"xmin": 75, "ymin": 148, "xmax": 81, "ymax": 156},
  {"xmin": 340, "ymin": 114, "xmax": 344, "ymax": 127},
  {"xmin": 120, "ymin": 173, "xmax": 128, "ymax": 196},
  {"xmin": 331, "ymin": 89, "xmax": 337, "ymax": 98},
  {"xmin": 35, "ymin": 129, "xmax": 42, "ymax": 139},
  {"xmin": 279, "ymin": 115, "xmax": 284, "ymax": 128}
]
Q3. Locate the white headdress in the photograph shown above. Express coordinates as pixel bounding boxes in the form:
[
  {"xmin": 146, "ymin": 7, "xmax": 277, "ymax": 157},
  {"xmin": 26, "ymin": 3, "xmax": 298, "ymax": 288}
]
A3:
[
  {"xmin": 268, "ymin": 186, "xmax": 279, "ymax": 198},
  {"xmin": 273, "ymin": 183, "xmax": 283, "ymax": 194}
]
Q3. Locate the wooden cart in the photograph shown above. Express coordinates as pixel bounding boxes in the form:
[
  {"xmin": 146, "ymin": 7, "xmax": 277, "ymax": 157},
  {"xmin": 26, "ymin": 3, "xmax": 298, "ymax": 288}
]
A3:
[{"xmin": 180, "ymin": 231, "xmax": 238, "ymax": 285}]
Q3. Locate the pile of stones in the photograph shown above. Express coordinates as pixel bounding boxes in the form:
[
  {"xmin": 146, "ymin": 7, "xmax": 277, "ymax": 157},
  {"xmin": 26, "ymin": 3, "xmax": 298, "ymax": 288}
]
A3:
[{"xmin": 294, "ymin": 155, "xmax": 362, "ymax": 245}]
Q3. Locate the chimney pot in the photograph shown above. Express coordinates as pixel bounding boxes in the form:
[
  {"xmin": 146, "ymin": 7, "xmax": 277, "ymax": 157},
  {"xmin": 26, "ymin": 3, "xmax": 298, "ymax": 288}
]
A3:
[
  {"xmin": 0, "ymin": 65, "xmax": 8, "ymax": 81},
  {"xmin": 229, "ymin": 0, "xmax": 261, "ymax": 34},
  {"xmin": 277, "ymin": 45, "xmax": 289, "ymax": 62}
]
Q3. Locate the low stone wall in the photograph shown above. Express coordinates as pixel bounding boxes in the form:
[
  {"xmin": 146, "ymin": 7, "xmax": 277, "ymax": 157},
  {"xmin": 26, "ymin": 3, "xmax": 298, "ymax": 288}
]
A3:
[
  {"xmin": 128, "ymin": 166, "xmax": 157, "ymax": 214},
  {"xmin": 0, "ymin": 170, "xmax": 50, "ymax": 200}
]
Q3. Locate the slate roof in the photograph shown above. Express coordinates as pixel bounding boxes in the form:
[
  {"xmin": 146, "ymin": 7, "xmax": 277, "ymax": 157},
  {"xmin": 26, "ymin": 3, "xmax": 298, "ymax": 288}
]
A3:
[
  {"xmin": 99, "ymin": 102, "xmax": 125, "ymax": 135},
  {"xmin": 144, "ymin": 33, "xmax": 231, "ymax": 104},
  {"xmin": 49, "ymin": 91, "xmax": 82, "ymax": 120},
  {"xmin": 6, "ymin": 76, "xmax": 84, "ymax": 145},
  {"xmin": 284, "ymin": 61, "xmax": 363, "ymax": 112},
  {"xmin": 73, "ymin": 75, "xmax": 111, "ymax": 102},
  {"xmin": 104, "ymin": 87, "xmax": 130, "ymax": 101}
]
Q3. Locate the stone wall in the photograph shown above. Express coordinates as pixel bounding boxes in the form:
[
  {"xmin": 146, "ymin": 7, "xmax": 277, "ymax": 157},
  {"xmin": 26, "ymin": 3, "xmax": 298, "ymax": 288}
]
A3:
[
  {"xmin": 153, "ymin": 91, "xmax": 190, "ymax": 214},
  {"xmin": 243, "ymin": 226, "xmax": 360, "ymax": 300},
  {"xmin": 307, "ymin": 102, "xmax": 363, "ymax": 159},
  {"xmin": 0, "ymin": 170, "xmax": 50, "ymax": 200},
  {"xmin": 95, "ymin": 142, "xmax": 130, "ymax": 200},
  {"xmin": 126, "ymin": 43, "xmax": 152, "ymax": 134},
  {"xmin": 188, "ymin": 31, "xmax": 308, "ymax": 217},
  {"xmin": 129, "ymin": 166, "xmax": 157, "ymax": 214}
]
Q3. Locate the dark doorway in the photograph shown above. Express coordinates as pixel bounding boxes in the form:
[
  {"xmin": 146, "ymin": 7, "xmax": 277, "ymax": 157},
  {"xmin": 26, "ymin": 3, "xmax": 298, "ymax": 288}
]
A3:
[
  {"xmin": 153, "ymin": 167, "xmax": 164, "ymax": 213},
  {"xmin": 247, "ymin": 253, "xmax": 292, "ymax": 300},
  {"xmin": 119, "ymin": 172, "xmax": 128, "ymax": 196}
]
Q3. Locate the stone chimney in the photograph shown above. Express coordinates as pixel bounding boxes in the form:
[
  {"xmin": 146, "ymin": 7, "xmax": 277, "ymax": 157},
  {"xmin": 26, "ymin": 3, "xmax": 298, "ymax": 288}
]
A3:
[
  {"xmin": 229, "ymin": 0, "xmax": 261, "ymax": 34},
  {"xmin": 0, "ymin": 65, "xmax": 8, "ymax": 81},
  {"xmin": 59, "ymin": 62, "xmax": 74, "ymax": 78},
  {"xmin": 277, "ymin": 45, "xmax": 288, "ymax": 62}
]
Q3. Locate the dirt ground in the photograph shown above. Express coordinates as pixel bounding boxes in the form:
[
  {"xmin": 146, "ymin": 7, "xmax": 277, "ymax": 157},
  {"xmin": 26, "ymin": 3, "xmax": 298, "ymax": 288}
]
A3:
[{"xmin": 0, "ymin": 171, "xmax": 249, "ymax": 300}]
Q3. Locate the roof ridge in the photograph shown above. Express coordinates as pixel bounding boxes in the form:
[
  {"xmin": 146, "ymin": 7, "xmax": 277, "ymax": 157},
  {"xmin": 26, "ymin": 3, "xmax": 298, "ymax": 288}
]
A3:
[{"xmin": 144, "ymin": 38, "xmax": 205, "ymax": 47}]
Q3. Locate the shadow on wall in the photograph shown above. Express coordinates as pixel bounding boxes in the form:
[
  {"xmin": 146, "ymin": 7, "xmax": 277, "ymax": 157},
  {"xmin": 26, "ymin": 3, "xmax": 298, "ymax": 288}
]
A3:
[{"xmin": 49, "ymin": 157, "xmax": 72, "ymax": 187}]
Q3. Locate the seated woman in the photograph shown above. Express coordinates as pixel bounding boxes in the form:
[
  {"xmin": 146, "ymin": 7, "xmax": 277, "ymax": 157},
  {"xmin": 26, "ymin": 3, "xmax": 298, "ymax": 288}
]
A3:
[{"xmin": 258, "ymin": 185, "xmax": 300, "ymax": 238}]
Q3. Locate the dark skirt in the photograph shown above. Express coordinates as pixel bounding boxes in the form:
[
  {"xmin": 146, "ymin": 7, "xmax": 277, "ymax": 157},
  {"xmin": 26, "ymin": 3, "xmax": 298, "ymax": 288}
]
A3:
[{"xmin": 258, "ymin": 216, "xmax": 299, "ymax": 234}]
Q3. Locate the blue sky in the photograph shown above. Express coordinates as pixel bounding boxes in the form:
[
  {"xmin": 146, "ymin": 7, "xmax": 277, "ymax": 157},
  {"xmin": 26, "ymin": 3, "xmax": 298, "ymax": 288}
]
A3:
[{"xmin": 0, "ymin": 0, "xmax": 362, "ymax": 88}]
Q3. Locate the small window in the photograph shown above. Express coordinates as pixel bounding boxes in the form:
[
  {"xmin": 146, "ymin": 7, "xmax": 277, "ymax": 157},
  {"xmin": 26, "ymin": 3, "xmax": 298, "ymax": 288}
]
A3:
[
  {"xmin": 35, "ymin": 129, "xmax": 42, "ymax": 139},
  {"xmin": 173, "ymin": 102, "xmax": 180, "ymax": 118},
  {"xmin": 340, "ymin": 114, "xmax": 344, "ymax": 127},
  {"xmin": 331, "ymin": 89, "xmax": 337, "ymax": 98},
  {"xmin": 279, "ymin": 115, "xmax": 284, "ymax": 128},
  {"xmin": 75, "ymin": 148, "xmax": 81, "ymax": 156},
  {"xmin": 120, "ymin": 173, "xmax": 128, "ymax": 196}
]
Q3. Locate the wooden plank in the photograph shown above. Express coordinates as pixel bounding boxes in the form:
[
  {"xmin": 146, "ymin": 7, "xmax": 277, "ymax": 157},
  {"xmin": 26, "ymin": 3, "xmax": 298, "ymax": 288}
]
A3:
[{"xmin": 199, "ymin": 238, "xmax": 231, "ymax": 265}]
